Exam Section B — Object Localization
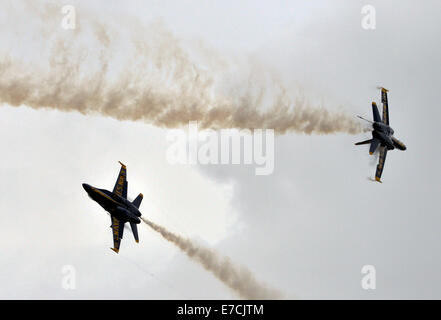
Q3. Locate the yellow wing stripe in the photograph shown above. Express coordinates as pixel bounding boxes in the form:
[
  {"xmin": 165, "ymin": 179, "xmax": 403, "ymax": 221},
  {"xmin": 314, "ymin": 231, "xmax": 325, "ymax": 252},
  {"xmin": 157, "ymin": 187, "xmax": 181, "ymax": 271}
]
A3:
[{"xmin": 114, "ymin": 162, "xmax": 127, "ymax": 197}]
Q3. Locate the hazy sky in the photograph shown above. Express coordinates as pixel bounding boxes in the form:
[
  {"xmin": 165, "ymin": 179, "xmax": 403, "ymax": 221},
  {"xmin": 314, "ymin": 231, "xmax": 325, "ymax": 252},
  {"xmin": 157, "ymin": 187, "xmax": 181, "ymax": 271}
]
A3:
[{"xmin": 0, "ymin": 0, "xmax": 440, "ymax": 299}]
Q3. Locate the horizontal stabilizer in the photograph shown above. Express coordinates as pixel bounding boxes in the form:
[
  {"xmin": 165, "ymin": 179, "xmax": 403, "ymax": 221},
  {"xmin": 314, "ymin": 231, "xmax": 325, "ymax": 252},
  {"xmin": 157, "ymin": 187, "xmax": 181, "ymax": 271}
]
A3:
[{"xmin": 355, "ymin": 139, "xmax": 372, "ymax": 146}]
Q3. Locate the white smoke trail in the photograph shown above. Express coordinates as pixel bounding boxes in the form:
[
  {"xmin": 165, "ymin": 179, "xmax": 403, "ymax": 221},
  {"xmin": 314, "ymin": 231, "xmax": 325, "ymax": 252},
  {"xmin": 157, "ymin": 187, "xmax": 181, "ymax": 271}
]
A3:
[
  {"xmin": 142, "ymin": 217, "xmax": 284, "ymax": 300},
  {"xmin": 0, "ymin": 1, "xmax": 366, "ymax": 134}
]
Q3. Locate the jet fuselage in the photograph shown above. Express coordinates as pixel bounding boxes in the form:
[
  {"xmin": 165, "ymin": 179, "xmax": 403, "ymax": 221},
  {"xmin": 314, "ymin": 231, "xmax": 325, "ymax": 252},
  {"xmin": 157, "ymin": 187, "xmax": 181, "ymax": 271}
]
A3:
[
  {"xmin": 372, "ymin": 122, "xmax": 406, "ymax": 151},
  {"xmin": 82, "ymin": 183, "xmax": 141, "ymax": 224}
]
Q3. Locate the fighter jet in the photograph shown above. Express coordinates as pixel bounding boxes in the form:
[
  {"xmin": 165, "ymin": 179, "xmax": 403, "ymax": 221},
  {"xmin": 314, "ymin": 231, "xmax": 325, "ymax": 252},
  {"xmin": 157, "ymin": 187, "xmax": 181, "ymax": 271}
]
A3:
[
  {"xmin": 82, "ymin": 161, "xmax": 143, "ymax": 253},
  {"xmin": 355, "ymin": 88, "xmax": 407, "ymax": 183}
]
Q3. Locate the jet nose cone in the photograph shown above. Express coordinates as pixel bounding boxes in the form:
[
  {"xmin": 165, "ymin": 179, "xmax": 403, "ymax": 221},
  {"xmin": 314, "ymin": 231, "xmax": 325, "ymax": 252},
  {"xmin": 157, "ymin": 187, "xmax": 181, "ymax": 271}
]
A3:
[{"xmin": 82, "ymin": 183, "xmax": 91, "ymax": 192}]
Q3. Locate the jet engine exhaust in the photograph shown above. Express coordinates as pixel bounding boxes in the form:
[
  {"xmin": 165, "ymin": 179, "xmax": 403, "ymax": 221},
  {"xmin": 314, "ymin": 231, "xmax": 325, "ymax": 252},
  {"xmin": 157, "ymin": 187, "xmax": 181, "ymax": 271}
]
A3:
[
  {"xmin": 141, "ymin": 217, "xmax": 284, "ymax": 299},
  {"xmin": 0, "ymin": 1, "xmax": 366, "ymax": 135}
]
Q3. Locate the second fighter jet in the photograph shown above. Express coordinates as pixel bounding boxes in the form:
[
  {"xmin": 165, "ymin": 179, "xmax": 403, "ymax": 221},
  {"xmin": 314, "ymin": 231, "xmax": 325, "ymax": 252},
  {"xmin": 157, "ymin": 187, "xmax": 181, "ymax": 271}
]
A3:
[{"xmin": 355, "ymin": 88, "xmax": 407, "ymax": 183}]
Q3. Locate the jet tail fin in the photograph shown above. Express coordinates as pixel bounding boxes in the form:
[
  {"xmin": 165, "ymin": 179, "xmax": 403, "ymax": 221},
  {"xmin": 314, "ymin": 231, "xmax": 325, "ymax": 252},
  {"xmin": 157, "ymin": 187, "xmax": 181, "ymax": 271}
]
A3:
[
  {"xmin": 372, "ymin": 102, "xmax": 381, "ymax": 122},
  {"xmin": 369, "ymin": 138, "xmax": 380, "ymax": 155},
  {"xmin": 132, "ymin": 193, "xmax": 143, "ymax": 209},
  {"xmin": 130, "ymin": 223, "xmax": 139, "ymax": 243}
]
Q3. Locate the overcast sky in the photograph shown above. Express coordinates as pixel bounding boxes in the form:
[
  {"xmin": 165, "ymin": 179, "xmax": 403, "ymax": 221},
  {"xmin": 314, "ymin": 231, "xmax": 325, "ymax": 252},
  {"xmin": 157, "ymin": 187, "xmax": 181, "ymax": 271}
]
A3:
[{"xmin": 0, "ymin": 0, "xmax": 440, "ymax": 299}]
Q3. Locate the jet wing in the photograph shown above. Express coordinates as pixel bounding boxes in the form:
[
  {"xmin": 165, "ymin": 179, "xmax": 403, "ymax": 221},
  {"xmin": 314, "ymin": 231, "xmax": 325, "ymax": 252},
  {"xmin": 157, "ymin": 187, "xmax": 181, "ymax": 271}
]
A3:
[
  {"xmin": 110, "ymin": 215, "xmax": 125, "ymax": 253},
  {"xmin": 381, "ymin": 88, "xmax": 389, "ymax": 125},
  {"xmin": 113, "ymin": 161, "xmax": 127, "ymax": 199},
  {"xmin": 375, "ymin": 147, "xmax": 388, "ymax": 183}
]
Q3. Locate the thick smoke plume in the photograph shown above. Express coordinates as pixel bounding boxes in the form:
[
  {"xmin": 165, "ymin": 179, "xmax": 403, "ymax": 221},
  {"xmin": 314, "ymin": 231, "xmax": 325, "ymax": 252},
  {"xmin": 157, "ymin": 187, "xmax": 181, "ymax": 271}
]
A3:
[
  {"xmin": 142, "ymin": 218, "xmax": 284, "ymax": 299},
  {"xmin": 0, "ymin": 1, "xmax": 365, "ymax": 134}
]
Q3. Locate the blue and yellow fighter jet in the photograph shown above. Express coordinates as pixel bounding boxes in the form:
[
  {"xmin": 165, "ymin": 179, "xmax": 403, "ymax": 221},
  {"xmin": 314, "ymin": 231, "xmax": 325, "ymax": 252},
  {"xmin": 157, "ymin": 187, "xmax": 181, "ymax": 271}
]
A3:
[
  {"xmin": 82, "ymin": 162, "xmax": 143, "ymax": 253},
  {"xmin": 355, "ymin": 88, "xmax": 407, "ymax": 183}
]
